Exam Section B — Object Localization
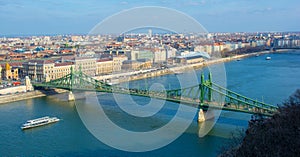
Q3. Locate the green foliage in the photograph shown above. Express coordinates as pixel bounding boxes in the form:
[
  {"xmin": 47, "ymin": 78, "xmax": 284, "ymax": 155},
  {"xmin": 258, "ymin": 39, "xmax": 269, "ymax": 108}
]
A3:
[
  {"xmin": 222, "ymin": 46, "xmax": 266, "ymax": 58},
  {"xmin": 220, "ymin": 89, "xmax": 300, "ymax": 157},
  {"xmin": 218, "ymin": 129, "xmax": 245, "ymax": 157}
]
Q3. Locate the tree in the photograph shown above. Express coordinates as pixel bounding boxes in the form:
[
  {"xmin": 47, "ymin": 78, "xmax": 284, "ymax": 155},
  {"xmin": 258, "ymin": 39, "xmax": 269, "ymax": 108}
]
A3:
[{"xmin": 220, "ymin": 89, "xmax": 300, "ymax": 157}]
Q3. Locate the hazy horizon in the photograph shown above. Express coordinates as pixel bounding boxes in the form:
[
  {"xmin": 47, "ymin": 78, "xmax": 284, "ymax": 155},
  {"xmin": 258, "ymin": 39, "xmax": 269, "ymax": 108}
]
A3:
[{"xmin": 0, "ymin": 0, "xmax": 299, "ymax": 35}]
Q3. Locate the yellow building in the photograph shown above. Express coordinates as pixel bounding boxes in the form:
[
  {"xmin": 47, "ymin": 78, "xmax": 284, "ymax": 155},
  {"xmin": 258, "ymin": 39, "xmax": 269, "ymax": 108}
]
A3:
[
  {"xmin": 2, "ymin": 63, "xmax": 18, "ymax": 80},
  {"xmin": 0, "ymin": 65, "xmax": 2, "ymax": 80},
  {"xmin": 45, "ymin": 62, "xmax": 74, "ymax": 80},
  {"xmin": 122, "ymin": 60, "xmax": 139, "ymax": 70},
  {"xmin": 113, "ymin": 55, "xmax": 128, "ymax": 72},
  {"xmin": 122, "ymin": 59, "xmax": 152, "ymax": 70},
  {"xmin": 137, "ymin": 59, "xmax": 152, "ymax": 69},
  {"xmin": 74, "ymin": 57, "xmax": 96, "ymax": 76},
  {"xmin": 186, "ymin": 57, "xmax": 204, "ymax": 64},
  {"xmin": 22, "ymin": 60, "xmax": 54, "ymax": 82},
  {"xmin": 23, "ymin": 58, "xmax": 95, "ymax": 82},
  {"xmin": 96, "ymin": 59, "xmax": 113, "ymax": 75},
  {"xmin": 175, "ymin": 54, "xmax": 205, "ymax": 64}
]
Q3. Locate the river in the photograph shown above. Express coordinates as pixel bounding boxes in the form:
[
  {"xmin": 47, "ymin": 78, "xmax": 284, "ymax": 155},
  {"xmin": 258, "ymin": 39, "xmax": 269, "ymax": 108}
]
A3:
[{"xmin": 1, "ymin": 51, "xmax": 300, "ymax": 156}]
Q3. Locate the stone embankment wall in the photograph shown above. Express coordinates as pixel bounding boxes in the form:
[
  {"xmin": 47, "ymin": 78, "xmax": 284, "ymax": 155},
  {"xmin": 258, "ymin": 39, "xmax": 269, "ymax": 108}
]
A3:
[
  {"xmin": 0, "ymin": 85, "xmax": 27, "ymax": 95},
  {"xmin": 0, "ymin": 89, "xmax": 68, "ymax": 104}
]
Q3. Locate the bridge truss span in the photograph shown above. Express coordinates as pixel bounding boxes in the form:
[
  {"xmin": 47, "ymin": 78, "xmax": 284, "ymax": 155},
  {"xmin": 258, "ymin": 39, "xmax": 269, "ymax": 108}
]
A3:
[{"xmin": 32, "ymin": 68, "xmax": 278, "ymax": 117}]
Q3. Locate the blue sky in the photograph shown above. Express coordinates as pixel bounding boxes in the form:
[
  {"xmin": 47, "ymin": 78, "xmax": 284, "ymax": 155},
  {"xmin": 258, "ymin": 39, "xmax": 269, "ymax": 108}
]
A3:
[{"xmin": 0, "ymin": 0, "xmax": 299, "ymax": 35}]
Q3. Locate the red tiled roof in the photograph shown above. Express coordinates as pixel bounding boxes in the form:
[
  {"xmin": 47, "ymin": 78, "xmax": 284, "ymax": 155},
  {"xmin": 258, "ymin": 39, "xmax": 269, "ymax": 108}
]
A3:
[
  {"xmin": 60, "ymin": 50, "xmax": 73, "ymax": 53},
  {"xmin": 24, "ymin": 59, "xmax": 54, "ymax": 65},
  {"xmin": 44, "ymin": 50, "xmax": 55, "ymax": 53},
  {"xmin": 74, "ymin": 57, "xmax": 96, "ymax": 60},
  {"xmin": 97, "ymin": 58, "xmax": 112, "ymax": 62},
  {"xmin": 60, "ymin": 56, "xmax": 75, "ymax": 60},
  {"xmin": 54, "ymin": 62, "xmax": 74, "ymax": 67},
  {"xmin": 0, "ymin": 62, "xmax": 23, "ymax": 68},
  {"xmin": 10, "ymin": 62, "xmax": 23, "ymax": 67},
  {"xmin": 44, "ymin": 60, "xmax": 54, "ymax": 64}
]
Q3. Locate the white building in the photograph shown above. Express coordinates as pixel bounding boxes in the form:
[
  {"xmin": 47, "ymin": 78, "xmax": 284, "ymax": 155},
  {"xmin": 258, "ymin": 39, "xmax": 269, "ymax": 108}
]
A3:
[
  {"xmin": 154, "ymin": 48, "xmax": 167, "ymax": 63},
  {"xmin": 113, "ymin": 55, "xmax": 128, "ymax": 72}
]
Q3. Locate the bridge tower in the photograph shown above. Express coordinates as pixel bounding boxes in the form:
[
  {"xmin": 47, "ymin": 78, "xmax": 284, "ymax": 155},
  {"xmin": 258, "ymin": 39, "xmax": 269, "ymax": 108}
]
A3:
[
  {"xmin": 198, "ymin": 72, "xmax": 213, "ymax": 123},
  {"xmin": 200, "ymin": 73, "xmax": 205, "ymax": 105},
  {"xmin": 208, "ymin": 72, "xmax": 212, "ymax": 102},
  {"xmin": 25, "ymin": 76, "xmax": 34, "ymax": 91},
  {"xmin": 198, "ymin": 73, "xmax": 206, "ymax": 122},
  {"xmin": 68, "ymin": 66, "xmax": 75, "ymax": 101}
]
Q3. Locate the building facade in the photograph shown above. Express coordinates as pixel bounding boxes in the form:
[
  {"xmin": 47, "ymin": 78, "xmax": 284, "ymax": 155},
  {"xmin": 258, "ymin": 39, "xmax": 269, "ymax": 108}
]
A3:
[
  {"xmin": 46, "ymin": 62, "xmax": 74, "ymax": 80},
  {"xmin": 74, "ymin": 57, "xmax": 96, "ymax": 76},
  {"xmin": 96, "ymin": 59, "xmax": 113, "ymax": 75},
  {"xmin": 122, "ymin": 59, "xmax": 152, "ymax": 70},
  {"xmin": 113, "ymin": 55, "xmax": 128, "ymax": 72},
  {"xmin": 22, "ymin": 60, "xmax": 54, "ymax": 82},
  {"xmin": 153, "ymin": 48, "xmax": 167, "ymax": 63},
  {"xmin": 0, "ymin": 65, "xmax": 2, "ymax": 80},
  {"xmin": 2, "ymin": 63, "xmax": 19, "ymax": 80}
]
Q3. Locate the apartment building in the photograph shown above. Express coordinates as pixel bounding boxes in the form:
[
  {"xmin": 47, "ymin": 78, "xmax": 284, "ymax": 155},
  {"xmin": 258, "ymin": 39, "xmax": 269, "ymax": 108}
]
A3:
[
  {"xmin": 22, "ymin": 60, "xmax": 54, "ymax": 82},
  {"xmin": 74, "ymin": 57, "xmax": 96, "ymax": 76},
  {"xmin": 96, "ymin": 59, "xmax": 113, "ymax": 75},
  {"xmin": 46, "ymin": 62, "xmax": 74, "ymax": 80},
  {"xmin": 113, "ymin": 55, "xmax": 128, "ymax": 72},
  {"xmin": 1, "ymin": 63, "xmax": 19, "ymax": 80}
]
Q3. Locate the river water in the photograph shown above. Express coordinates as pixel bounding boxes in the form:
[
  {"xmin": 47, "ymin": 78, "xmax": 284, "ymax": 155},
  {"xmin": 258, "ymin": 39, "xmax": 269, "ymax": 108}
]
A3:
[{"xmin": 1, "ymin": 51, "xmax": 300, "ymax": 156}]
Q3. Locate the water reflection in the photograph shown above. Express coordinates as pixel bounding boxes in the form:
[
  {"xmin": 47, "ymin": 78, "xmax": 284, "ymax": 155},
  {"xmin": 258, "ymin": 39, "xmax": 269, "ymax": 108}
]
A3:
[{"xmin": 25, "ymin": 99, "xmax": 33, "ymax": 109}]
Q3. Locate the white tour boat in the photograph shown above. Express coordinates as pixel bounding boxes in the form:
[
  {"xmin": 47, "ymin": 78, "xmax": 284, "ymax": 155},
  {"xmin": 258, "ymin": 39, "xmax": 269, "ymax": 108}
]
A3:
[{"xmin": 21, "ymin": 116, "xmax": 60, "ymax": 130}]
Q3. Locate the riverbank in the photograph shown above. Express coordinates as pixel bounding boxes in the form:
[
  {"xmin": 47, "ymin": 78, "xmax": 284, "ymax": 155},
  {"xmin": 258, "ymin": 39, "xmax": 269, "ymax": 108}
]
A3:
[
  {"xmin": 0, "ymin": 49, "xmax": 288, "ymax": 104},
  {"xmin": 0, "ymin": 89, "xmax": 68, "ymax": 104},
  {"xmin": 106, "ymin": 50, "xmax": 274, "ymax": 84}
]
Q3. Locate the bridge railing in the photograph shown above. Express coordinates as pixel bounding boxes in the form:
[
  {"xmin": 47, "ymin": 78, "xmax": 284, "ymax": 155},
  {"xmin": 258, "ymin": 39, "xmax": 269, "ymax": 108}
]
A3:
[
  {"xmin": 32, "ymin": 68, "xmax": 279, "ymax": 116},
  {"xmin": 209, "ymin": 82, "xmax": 278, "ymax": 113},
  {"xmin": 205, "ymin": 86, "xmax": 276, "ymax": 115}
]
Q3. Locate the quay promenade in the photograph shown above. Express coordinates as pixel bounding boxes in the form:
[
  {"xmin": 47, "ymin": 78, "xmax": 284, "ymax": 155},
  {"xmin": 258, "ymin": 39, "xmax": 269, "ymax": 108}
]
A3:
[
  {"xmin": 94, "ymin": 50, "xmax": 274, "ymax": 84},
  {"xmin": 0, "ymin": 89, "xmax": 68, "ymax": 104}
]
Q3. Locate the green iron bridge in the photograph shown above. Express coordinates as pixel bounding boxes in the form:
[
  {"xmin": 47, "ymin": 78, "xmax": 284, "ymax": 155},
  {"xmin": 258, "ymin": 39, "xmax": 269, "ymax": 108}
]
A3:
[{"xmin": 33, "ymin": 68, "xmax": 278, "ymax": 117}]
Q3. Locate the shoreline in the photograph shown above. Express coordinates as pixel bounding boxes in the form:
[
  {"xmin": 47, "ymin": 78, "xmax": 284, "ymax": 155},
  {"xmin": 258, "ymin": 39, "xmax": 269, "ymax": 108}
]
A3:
[
  {"xmin": 0, "ymin": 49, "xmax": 293, "ymax": 104},
  {"xmin": 0, "ymin": 89, "xmax": 68, "ymax": 104},
  {"xmin": 108, "ymin": 50, "xmax": 274, "ymax": 84}
]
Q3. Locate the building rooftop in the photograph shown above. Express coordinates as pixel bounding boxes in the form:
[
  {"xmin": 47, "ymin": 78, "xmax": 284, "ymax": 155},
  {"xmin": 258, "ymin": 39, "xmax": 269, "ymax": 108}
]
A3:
[
  {"xmin": 97, "ymin": 58, "xmax": 112, "ymax": 62},
  {"xmin": 176, "ymin": 52, "xmax": 210, "ymax": 59},
  {"xmin": 24, "ymin": 59, "xmax": 54, "ymax": 65},
  {"xmin": 74, "ymin": 56, "xmax": 96, "ymax": 61},
  {"xmin": 54, "ymin": 62, "xmax": 74, "ymax": 67}
]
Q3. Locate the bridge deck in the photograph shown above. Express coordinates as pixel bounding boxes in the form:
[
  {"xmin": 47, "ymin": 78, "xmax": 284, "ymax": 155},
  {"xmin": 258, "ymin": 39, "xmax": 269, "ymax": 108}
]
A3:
[{"xmin": 32, "ymin": 69, "xmax": 278, "ymax": 117}]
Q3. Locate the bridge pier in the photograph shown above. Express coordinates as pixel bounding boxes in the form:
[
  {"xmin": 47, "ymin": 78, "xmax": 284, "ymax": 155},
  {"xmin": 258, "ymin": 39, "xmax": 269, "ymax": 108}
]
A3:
[
  {"xmin": 198, "ymin": 108, "xmax": 216, "ymax": 123},
  {"xmin": 68, "ymin": 91, "xmax": 75, "ymax": 101},
  {"xmin": 198, "ymin": 109, "xmax": 206, "ymax": 122}
]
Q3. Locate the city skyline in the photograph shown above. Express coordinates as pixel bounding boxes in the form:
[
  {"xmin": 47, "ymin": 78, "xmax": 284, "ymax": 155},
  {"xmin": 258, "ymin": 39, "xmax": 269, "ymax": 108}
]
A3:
[{"xmin": 0, "ymin": 0, "xmax": 299, "ymax": 35}]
